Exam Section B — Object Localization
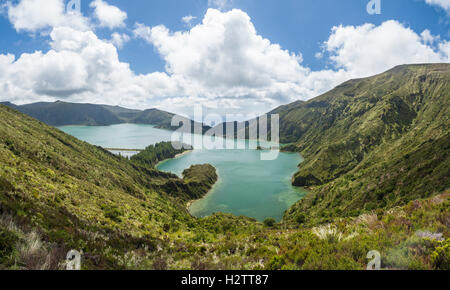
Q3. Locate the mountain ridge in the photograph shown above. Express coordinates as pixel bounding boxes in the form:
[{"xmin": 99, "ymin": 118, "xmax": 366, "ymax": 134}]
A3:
[
  {"xmin": 280, "ymin": 63, "xmax": 449, "ymax": 222},
  {"xmin": 0, "ymin": 101, "xmax": 208, "ymax": 131}
]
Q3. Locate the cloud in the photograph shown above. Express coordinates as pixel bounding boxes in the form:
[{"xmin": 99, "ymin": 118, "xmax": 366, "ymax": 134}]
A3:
[
  {"xmin": 425, "ymin": 0, "xmax": 450, "ymax": 14},
  {"xmin": 0, "ymin": 27, "xmax": 134, "ymax": 103},
  {"xmin": 181, "ymin": 15, "xmax": 197, "ymax": 27},
  {"xmin": 109, "ymin": 32, "xmax": 130, "ymax": 49},
  {"xmin": 90, "ymin": 0, "xmax": 127, "ymax": 29},
  {"xmin": 133, "ymin": 9, "xmax": 327, "ymax": 114},
  {"xmin": 208, "ymin": 0, "xmax": 232, "ymax": 10},
  {"xmin": 136, "ymin": 10, "xmax": 307, "ymax": 90},
  {"xmin": 5, "ymin": 0, "xmax": 89, "ymax": 32},
  {"xmin": 1, "ymin": 7, "xmax": 449, "ymax": 118},
  {"xmin": 324, "ymin": 20, "xmax": 448, "ymax": 77}
]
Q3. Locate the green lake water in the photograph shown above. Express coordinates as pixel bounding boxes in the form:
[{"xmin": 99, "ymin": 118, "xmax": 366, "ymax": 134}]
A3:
[{"xmin": 59, "ymin": 123, "xmax": 307, "ymax": 221}]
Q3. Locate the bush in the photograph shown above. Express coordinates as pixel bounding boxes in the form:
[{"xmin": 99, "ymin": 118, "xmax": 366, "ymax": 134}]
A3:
[
  {"xmin": 0, "ymin": 176, "xmax": 14, "ymax": 192},
  {"xmin": 101, "ymin": 205, "xmax": 123, "ymax": 223},
  {"xmin": 431, "ymin": 239, "xmax": 450, "ymax": 270},
  {"xmin": 296, "ymin": 213, "xmax": 306, "ymax": 224},
  {"xmin": 131, "ymin": 142, "xmax": 186, "ymax": 167},
  {"xmin": 266, "ymin": 255, "xmax": 285, "ymax": 270},
  {"xmin": 263, "ymin": 218, "xmax": 276, "ymax": 227},
  {"xmin": 0, "ymin": 227, "xmax": 18, "ymax": 264}
]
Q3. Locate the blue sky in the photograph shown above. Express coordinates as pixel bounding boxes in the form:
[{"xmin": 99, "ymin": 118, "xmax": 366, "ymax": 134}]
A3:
[{"xmin": 0, "ymin": 0, "xmax": 449, "ymax": 117}]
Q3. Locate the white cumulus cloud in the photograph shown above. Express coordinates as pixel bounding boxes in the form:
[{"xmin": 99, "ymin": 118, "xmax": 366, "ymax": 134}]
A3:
[
  {"xmin": 181, "ymin": 15, "xmax": 197, "ymax": 27},
  {"xmin": 90, "ymin": 0, "xmax": 127, "ymax": 29},
  {"xmin": 5, "ymin": 0, "xmax": 89, "ymax": 32},
  {"xmin": 109, "ymin": 32, "xmax": 130, "ymax": 49},
  {"xmin": 324, "ymin": 20, "xmax": 449, "ymax": 77},
  {"xmin": 425, "ymin": 0, "xmax": 450, "ymax": 14}
]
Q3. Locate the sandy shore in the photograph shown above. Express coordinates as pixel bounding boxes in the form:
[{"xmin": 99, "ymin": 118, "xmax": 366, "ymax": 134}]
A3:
[
  {"xmin": 186, "ymin": 169, "xmax": 221, "ymax": 214},
  {"xmin": 155, "ymin": 149, "xmax": 193, "ymax": 168}
]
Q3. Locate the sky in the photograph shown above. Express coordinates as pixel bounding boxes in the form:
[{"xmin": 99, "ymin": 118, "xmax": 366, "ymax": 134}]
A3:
[{"xmin": 0, "ymin": 0, "xmax": 449, "ymax": 119}]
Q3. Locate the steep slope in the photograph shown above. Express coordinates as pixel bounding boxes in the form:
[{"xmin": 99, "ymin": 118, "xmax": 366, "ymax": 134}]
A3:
[
  {"xmin": 280, "ymin": 64, "xmax": 449, "ymax": 222},
  {"xmin": 0, "ymin": 101, "xmax": 200, "ymax": 130},
  {"xmin": 131, "ymin": 108, "xmax": 176, "ymax": 129},
  {"xmin": 101, "ymin": 104, "xmax": 142, "ymax": 123},
  {"xmin": 132, "ymin": 108, "xmax": 212, "ymax": 132},
  {"xmin": 2, "ymin": 101, "xmax": 123, "ymax": 126},
  {"xmin": 0, "ymin": 104, "xmax": 218, "ymax": 268}
]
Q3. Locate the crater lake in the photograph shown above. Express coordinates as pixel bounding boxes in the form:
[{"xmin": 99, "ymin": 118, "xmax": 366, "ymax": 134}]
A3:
[{"xmin": 59, "ymin": 123, "xmax": 307, "ymax": 221}]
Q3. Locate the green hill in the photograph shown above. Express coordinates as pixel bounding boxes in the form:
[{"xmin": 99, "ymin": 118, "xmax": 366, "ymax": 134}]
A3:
[
  {"xmin": 131, "ymin": 108, "xmax": 177, "ymax": 130},
  {"xmin": 101, "ymin": 104, "xmax": 142, "ymax": 123},
  {"xmin": 0, "ymin": 101, "xmax": 200, "ymax": 130},
  {"xmin": 132, "ymin": 108, "xmax": 212, "ymax": 132},
  {"xmin": 3, "ymin": 101, "xmax": 123, "ymax": 126},
  {"xmin": 278, "ymin": 64, "xmax": 449, "ymax": 222},
  {"xmin": 0, "ymin": 104, "xmax": 222, "ymax": 269}
]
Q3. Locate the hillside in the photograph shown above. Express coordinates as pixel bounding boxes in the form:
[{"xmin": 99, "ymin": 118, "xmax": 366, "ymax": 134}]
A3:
[
  {"xmin": 0, "ymin": 104, "xmax": 220, "ymax": 269},
  {"xmin": 101, "ymin": 105, "xmax": 142, "ymax": 123},
  {"xmin": 0, "ymin": 101, "xmax": 194, "ymax": 130},
  {"xmin": 133, "ymin": 109, "xmax": 212, "ymax": 132},
  {"xmin": 1, "ymin": 101, "xmax": 123, "ymax": 126},
  {"xmin": 278, "ymin": 64, "xmax": 449, "ymax": 222},
  {"xmin": 131, "ymin": 108, "xmax": 177, "ymax": 130}
]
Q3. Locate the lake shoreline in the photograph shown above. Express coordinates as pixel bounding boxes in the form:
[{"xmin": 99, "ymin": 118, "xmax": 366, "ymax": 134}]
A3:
[
  {"xmin": 155, "ymin": 149, "xmax": 193, "ymax": 170},
  {"xmin": 60, "ymin": 123, "xmax": 307, "ymax": 221},
  {"xmin": 159, "ymin": 149, "xmax": 306, "ymax": 221},
  {"xmin": 187, "ymin": 168, "xmax": 222, "ymax": 216}
]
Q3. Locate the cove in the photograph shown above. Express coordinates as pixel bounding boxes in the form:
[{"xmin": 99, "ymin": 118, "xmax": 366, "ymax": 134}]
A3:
[{"xmin": 59, "ymin": 123, "xmax": 307, "ymax": 221}]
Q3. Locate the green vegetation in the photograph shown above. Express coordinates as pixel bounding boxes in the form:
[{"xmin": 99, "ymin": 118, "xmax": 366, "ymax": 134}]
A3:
[
  {"xmin": 0, "ymin": 104, "xmax": 217, "ymax": 269},
  {"xmin": 1, "ymin": 101, "xmax": 123, "ymax": 126},
  {"xmin": 1, "ymin": 101, "xmax": 210, "ymax": 132},
  {"xmin": 130, "ymin": 108, "xmax": 180, "ymax": 131},
  {"xmin": 182, "ymin": 164, "xmax": 218, "ymax": 200},
  {"xmin": 131, "ymin": 142, "xmax": 189, "ymax": 168},
  {"xmin": 278, "ymin": 64, "xmax": 450, "ymax": 223},
  {"xmin": 263, "ymin": 218, "xmax": 276, "ymax": 227},
  {"xmin": 0, "ymin": 64, "xmax": 448, "ymax": 270}
]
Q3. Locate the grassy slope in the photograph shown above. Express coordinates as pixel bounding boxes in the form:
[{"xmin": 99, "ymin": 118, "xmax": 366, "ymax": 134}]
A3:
[
  {"xmin": 182, "ymin": 164, "xmax": 218, "ymax": 200},
  {"xmin": 0, "ymin": 104, "xmax": 227, "ymax": 269},
  {"xmin": 11, "ymin": 101, "xmax": 123, "ymax": 126},
  {"xmin": 279, "ymin": 64, "xmax": 449, "ymax": 222},
  {"xmin": 0, "ymin": 101, "xmax": 197, "ymax": 130},
  {"xmin": 131, "ymin": 109, "xmax": 177, "ymax": 130}
]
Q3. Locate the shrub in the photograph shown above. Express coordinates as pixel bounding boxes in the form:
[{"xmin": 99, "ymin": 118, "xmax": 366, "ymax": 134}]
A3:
[
  {"xmin": 0, "ymin": 176, "xmax": 14, "ymax": 192},
  {"xmin": 101, "ymin": 205, "xmax": 123, "ymax": 223},
  {"xmin": 0, "ymin": 227, "xmax": 18, "ymax": 264},
  {"xmin": 295, "ymin": 213, "xmax": 306, "ymax": 224},
  {"xmin": 431, "ymin": 239, "xmax": 450, "ymax": 270},
  {"xmin": 263, "ymin": 218, "xmax": 276, "ymax": 227},
  {"xmin": 152, "ymin": 257, "xmax": 168, "ymax": 270},
  {"xmin": 266, "ymin": 255, "xmax": 285, "ymax": 270}
]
